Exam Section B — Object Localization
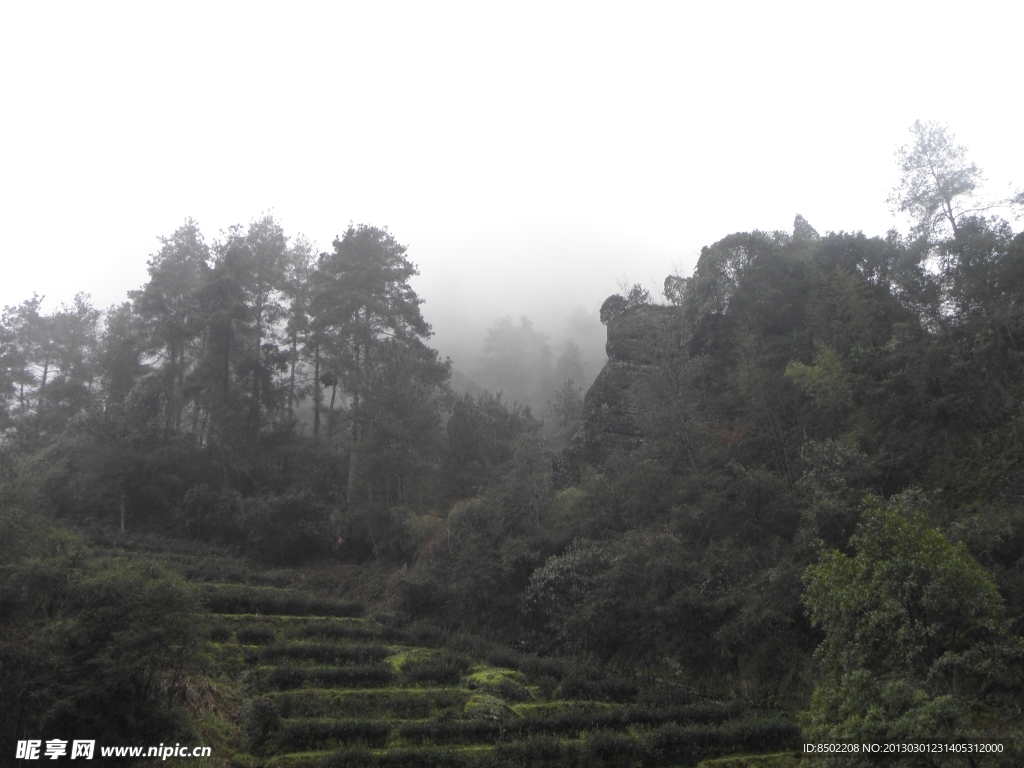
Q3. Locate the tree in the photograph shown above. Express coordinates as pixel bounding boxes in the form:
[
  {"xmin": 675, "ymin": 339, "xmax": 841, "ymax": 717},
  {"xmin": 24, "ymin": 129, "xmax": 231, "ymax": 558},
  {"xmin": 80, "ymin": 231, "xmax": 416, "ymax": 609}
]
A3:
[
  {"xmin": 443, "ymin": 391, "xmax": 542, "ymax": 499},
  {"xmin": 97, "ymin": 302, "xmax": 148, "ymax": 409},
  {"xmin": 477, "ymin": 316, "xmax": 553, "ymax": 410},
  {"xmin": 889, "ymin": 120, "xmax": 983, "ymax": 240},
  {"xmin": 311, "ymin": 225, "xmax": 433, "ymax": 507},
  {"xmin": 37, "ymin": 294, "xmax": 102, "ymax": 435},
  {"xmin": 356, "ymin": 338, "xmax": 450, "ymax": 512},
  {"xmin": 802, "ymin": 494, "xmax": 1024, "ymax": 764},
  {"xmin": 546, "ymin": 378, "xmax": 583, "ymax": 448},
  {"xmin": 217, "ymin": 215, "xmax": 292, "ymax": 436},
  {"xmin": 0, "ymin": 296, "xmax": 44, "ymax": 426},
  {"xmin": 281, "ymin": 235, "xmax": 316, "ymax": 422},
  {"xmin": 130, "ymin": 220, "xmax": 209, "ymax": 435},
  {"xmin": 663, "ymin": 274, "xmax": 689, "ymax": 305},
  {"xmin": 599, "ymin": 283, "xmax": 651, "ymax": 325},
  {"xmin": 0, "ymin": 540, "xmax": 201, "ymax": 747}
]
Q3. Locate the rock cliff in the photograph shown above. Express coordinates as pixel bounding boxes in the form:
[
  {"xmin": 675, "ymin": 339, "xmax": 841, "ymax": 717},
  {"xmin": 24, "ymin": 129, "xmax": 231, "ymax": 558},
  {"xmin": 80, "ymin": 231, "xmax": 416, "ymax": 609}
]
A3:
[{"xmin": 554, "ymin": 304, "xmax": 679, "ymax": 486}]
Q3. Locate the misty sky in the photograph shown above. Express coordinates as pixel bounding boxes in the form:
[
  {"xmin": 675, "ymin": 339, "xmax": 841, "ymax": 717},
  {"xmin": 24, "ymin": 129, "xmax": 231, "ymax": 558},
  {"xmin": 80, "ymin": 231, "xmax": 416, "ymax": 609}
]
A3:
[{"xmin": 1, "ymin": 1, "xmax": 1021, "ymax": 365}]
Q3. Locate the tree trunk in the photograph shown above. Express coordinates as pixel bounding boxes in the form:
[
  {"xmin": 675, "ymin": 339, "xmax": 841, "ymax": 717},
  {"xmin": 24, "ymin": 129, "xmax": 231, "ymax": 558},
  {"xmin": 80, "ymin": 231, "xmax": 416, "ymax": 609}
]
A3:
[
  {"xmin": 328, "ymin": 382, "xmax": 337, "ymax": 446},
  {"xmin": 346, "ymin": 343, "xmax": 360, "ymax": 509},
  {"xmin": 165, "ymin": 341, "xmax": 177, "ymax": 437},
  {"xmin": 288, "ymin": 329, "xmax": 298, "ymax": 419},
  {"xmin": 175, "ymin": 345, "xmax": 186, "ymax": 431},
  {"xmin": 249, "ymin": 295, "xmax": 264, "ymax": 434},
  {"xmin": 38, "ymin": 360, "xmax": 49, "ymax": 434},
  {"xmin": 222, "ymin": 327, "xmax": 231, "ymax": 408},
  {"xmin": 313, "ymin": 340, "xmax": 321, "ymax": 440}
]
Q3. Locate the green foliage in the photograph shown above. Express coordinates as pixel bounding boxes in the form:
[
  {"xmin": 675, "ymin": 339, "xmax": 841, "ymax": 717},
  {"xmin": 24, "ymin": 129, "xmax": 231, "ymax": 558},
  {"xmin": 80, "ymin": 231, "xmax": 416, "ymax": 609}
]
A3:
[
  {"xmin": 401, "ymin": 653, "xmax": 471, "ymax": 686},
  {"xmin": 600, "ymin": 284, "xmax": 651, "ymax": 325},
  {"xmin": 272, "ymin": 689, "xmax": 470, "ymax": 719},
  {"xmin": 784, "ymin": 344, "xmax": 852, "ymax": 411},
  {"xmin": 243, "ymin": 664, "xmax": 396, "ymax": 692},
  {"xmin": 802, "ymin": 494, "xmax": 1024, "ymax": 760},
  {"xmin": 315, "ymin": 716, "xmax": 800, "ymax": 767},
  {"xmin": 240, "ymin": 697, "xmax": 281, "ymax": 752},
  {"xmin": 0, "ymin": 541, "xmax": 202, "ymax": 746},
  {"xmin": 199, "ymin": 584, "xmax": 364, "ymax": 617},
  {"xmin": 268, "ymin": 717, "xmax": 393, "ymax": 752},
  {"xmin": 889, "ymin": 120, "xmax": 983, "ymax": 239},
  {"xmin": 300, "ymin": 620, "xmax": 383, "ymax": 642},
  {"xmin": 444, "ymin": 391, "xmax": 543, "ymax": 499},
  {"xmin": 238, "ymin": 490, "xmax": 335, "ymax": 564},
  {"xmin": 209, "ymin": 623, "xmax": 233, "ymax": 642},
  {"xmin": 545, "ymin": 378, "xmax": 584, "ymax": 448},
  {"xmin": 4, "ymin": 138, "xmax": 1024, "ymax": 761},
  {"xmin": 475, "ymin": 315, "xmax": 588, "ymax": 414},
  {"xmin": 259, "ymin": 641, "xmax": 391, "ymax": 665}
]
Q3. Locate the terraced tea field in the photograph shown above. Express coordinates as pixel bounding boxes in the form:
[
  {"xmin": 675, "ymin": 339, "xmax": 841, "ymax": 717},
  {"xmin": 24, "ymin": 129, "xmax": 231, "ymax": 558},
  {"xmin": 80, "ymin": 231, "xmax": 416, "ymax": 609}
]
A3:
[{"xmin": 98, "ymin": 538, "xmax": 801, "ymax": 767}]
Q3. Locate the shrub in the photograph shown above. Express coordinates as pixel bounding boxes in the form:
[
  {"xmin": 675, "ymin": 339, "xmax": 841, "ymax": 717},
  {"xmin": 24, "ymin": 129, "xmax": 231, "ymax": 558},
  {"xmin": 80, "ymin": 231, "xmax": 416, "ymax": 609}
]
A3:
[
  {"xmin": 318, "ymin": 746, "xmax": 474, "ymax": 768},
  {"xmin": 208, "ymin": 624, "xmax": 232, "ymax": 642},
  {"xmin": 236, "ymin": 625, "xmax": 275, "ymax": 645},
  {"xmin": 268, "ymin": 718, "xmax": 392, "ymax": 751},
  {"xmin": 273, "ymin": 689, "xmax": 470, "ymax": 719},
  {"xmin": 557, "ymin": 670, "xmax": 637, "ymax": 702},
  {"xmin": 259, "ymin": 642, "xmax": 390, "ymax": 665},
  {"xmin": 0, "ymin": 556, "xmax": 201, "ymax": 748},
  {"xmin": 199, "ymin": 584, "xmax": 364, "ymax": 617},
  {"xmin": 240, "ymin": 698, "xmax": 281, "ymax": 753},
  {"xmin": 300, "ymin": 620, "xmax": 382, "ymax": 641},
  {"xmin": 402, "ymin": 654, "xmax": 470, "ymax": 686},
  {"xmin": 397, "ymin": 718, "xmax": 502, "ymax": 746},
  {"xmin": 244, "ymin": 664, "xmax": 395, "ymax": 692}
]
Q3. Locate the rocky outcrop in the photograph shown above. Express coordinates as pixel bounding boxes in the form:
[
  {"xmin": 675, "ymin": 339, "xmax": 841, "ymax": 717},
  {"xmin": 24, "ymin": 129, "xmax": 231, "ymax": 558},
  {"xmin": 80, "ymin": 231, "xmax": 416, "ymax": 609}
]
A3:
[{"xmin": 554, "ymin": 304, "xmax": 679, "ymax": 486}]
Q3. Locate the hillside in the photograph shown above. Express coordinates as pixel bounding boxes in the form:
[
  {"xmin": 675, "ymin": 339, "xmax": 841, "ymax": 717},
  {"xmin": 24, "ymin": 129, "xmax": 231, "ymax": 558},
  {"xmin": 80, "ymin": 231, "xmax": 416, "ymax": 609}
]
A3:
[
  {"xmin": 4, "ymin": 123, "xmax": 1024, "ymax": 764},
  {"xmin": 71, "ymin": 535, "xmax": 801, "ymax": 766}
]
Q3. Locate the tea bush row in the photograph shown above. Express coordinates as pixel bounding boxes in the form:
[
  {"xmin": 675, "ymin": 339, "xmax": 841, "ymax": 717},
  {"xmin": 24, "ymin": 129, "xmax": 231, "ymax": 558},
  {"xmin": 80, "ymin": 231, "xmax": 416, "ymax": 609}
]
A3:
[
  {"xmin": 259, "ymin": 641, "xmax": 391, "ymax": 665},
  {"xmin": 517, "ymin": 701, "xmax": 748, "ymax": 736},
  {"xmin": 267, "ymin": 717, "xmax": 393, "ymax": 752},
  {"xmin": 401, "ymin": 654, "xmax": 470, "ymax": 686},
  {"xmin": 301, "ymin": 620, "xmax": 383, "ymax": 641},
  {"xmin": 392, "ymin": 701, "xmax": 754, "ymax": 745},
  {"xmin": 237, "ymin": 625, "xmax": 277, "ymax": 645},
  {"xmin": 243, "ymin": 664, "xmax": 394, "ymax": 692},
  {"xmin": 444, "ymin": 633, "xmax": 698, "ymax": 705},
  {"xmin": 200, "ymin": 584, "xmax": 364, "ymax": 617},
  {"xmin": 317, "ymin": 717, "xmax": 800, "ymax": 767},
  {"xmin": 272, "ymin": 689, "xmax": 471, "ymax": 719}
]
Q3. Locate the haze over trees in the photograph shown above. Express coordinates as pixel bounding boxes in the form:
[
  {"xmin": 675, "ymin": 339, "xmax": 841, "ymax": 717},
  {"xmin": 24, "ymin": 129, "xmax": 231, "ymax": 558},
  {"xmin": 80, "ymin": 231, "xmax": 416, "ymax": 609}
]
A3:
[{"xmin": 2, "ymin": 122, "xmax": 1023, "ymax": 761}]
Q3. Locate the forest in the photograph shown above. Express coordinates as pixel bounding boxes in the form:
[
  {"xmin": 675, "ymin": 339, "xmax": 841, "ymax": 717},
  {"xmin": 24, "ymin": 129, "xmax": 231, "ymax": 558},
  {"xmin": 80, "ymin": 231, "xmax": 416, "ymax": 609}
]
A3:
[{"xmin": 2, "ymin": 122, "xmax": 1023, "ymax": 766}]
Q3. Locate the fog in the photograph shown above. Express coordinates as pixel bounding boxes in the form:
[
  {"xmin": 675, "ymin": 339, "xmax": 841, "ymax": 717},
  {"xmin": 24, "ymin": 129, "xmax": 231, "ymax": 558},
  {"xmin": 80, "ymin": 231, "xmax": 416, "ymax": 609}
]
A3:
[{"xmin": 2, "ymin": 2, "xmax": 1022, "ymax": 400}]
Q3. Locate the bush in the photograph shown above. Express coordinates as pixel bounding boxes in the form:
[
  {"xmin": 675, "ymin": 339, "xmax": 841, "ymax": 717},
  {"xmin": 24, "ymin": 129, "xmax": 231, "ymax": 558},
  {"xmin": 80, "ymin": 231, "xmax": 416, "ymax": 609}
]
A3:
[
  {"xmin": 273, "ymin": 689, "xmax": 470, "ymax": 719},
  {"xmin": 402, "ymin": 653, "xmax": 470, "ymax": 686},
  {"xmin": 199, "ymin": 584, "xmax": 364, "ymax": 617},
  {"xmin": 208, "ymin": 624, "xmax": 232, "ymax": 642},
  {"xmin": 319, "ymin": 746, "xmax": 473, "ymax": 768},
  {"xmin": 301, "ymin": 620, "xmax": 382, "ymax": 641},
  {"xmin": 236, "ymin": 625, "xmax": 275, "ymax": 645},
  {"xmin": 0, "ymin": 555, "xmax": 201, "ymax": 747},
  {"xmin": 244, "ymin": 664, "xmax": 395, "ymax": 692},
  {"xmin": 240, "ymin": 698, "xmax": 281, "ymax": 753},
  {"xmin": 269, "ymin": 717, "xmax": 392, "ymax": 751},
  {"xmin": 397, "ymin": 718, "xmax": 502, "ymax": 746},
  {"xmin": 557, "ymin": 670, "xmax": 638, "ymax": 702},
  {"xmin": 259, "ymin": 642, "xmax": 391, "ymax": 665},
  {"xmin": 239, "ymin": 490, "xmax": 334, "ymax": 565}
]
